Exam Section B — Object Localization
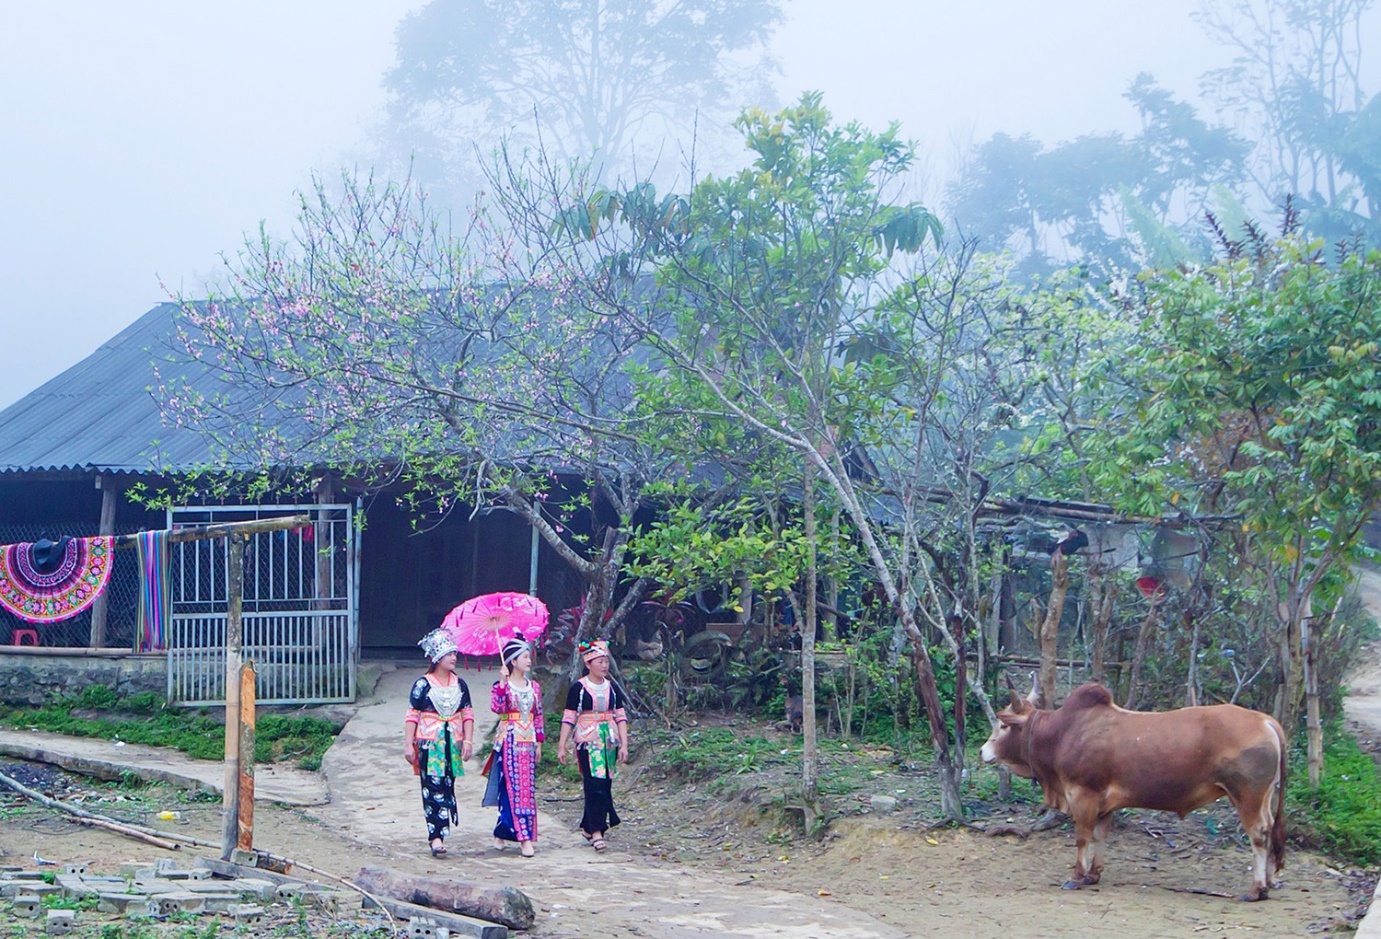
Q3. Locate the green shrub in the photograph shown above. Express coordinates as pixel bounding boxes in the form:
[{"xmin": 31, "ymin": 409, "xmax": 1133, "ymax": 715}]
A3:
[{"xmin": 1288, "ymin": 726, "xmax": 1381, "ymax": 866}]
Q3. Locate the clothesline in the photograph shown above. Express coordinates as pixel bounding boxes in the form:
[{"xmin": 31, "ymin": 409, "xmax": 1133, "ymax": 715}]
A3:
[
  {"xmin": 110, "ymin": 514, "xmax": 313, "ymax": 548},
  {"xmin": 0, "ymin": 514, "xmax": 312, "ymax": 645}
]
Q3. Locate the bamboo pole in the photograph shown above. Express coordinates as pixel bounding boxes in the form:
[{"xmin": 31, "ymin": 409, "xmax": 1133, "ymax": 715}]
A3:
[
  {"xmin": 221, "ymin": 533, "xmax": 245, "ymax": 860},
  {"xmin": 111, "ymin": 514, "xmax": 311, "ymax": 549},
  {"xmin": 73, "ymin": 815, "xmax": 180, "ymax": 850},
  {"xmin": 0, "ymin": 767, "xmax": 203, "ymax": 849},
  {"xmin": 238, "ymin": 660, "xmax": 256, "ymax": 851}
]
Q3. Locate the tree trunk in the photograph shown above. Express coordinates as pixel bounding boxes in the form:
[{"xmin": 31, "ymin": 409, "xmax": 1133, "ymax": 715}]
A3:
[
  {"xmin": 1305, "ymin": 594, "xmax": 1324, "ymax": 788},
  {"xmin": 1038, "ymin": 551, "xmax": 1069, "ymax": 708},
  {"xmin": 1088, "ymin": 562, "xmax": 1117, "ymax": 685},
  {"xmin": 801, "ymin": 458, "xmax": 819, "ymax": 830},
  {"xmin": 354, "ymin": 866, "xmax": 535, "ymax": 930},
  {"xmin": 1124, "ymin": 597, "xmax": 1162, "ymax": 710},
  {"xmin": 1276, "ymin": 600, "xmax": 1306, "ymax": 734},
  {"xmin": 1184, "ymin": 608, "xmax": 1202, "ymax": 707}
]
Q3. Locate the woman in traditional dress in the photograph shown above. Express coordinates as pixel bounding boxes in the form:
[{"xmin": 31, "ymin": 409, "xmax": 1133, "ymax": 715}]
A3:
[
  {"xmin": 486, "ymin": 635, "xmax": 543, "ymax": 857},
  {"xmin": 404, "ymin": 628, "xmax": 475, "ymax": 857},
  {"xmin": 557, "ymin": 639, "xmax": 630, "ymax": 852}
]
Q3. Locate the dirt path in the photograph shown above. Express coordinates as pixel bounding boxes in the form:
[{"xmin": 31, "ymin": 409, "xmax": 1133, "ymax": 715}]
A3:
[{"xmin": 310, "ymin": 663, "xmax": 902, "ymax": 938}]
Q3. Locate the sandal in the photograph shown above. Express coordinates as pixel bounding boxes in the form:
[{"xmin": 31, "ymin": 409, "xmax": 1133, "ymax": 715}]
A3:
[
  {"xmin": 520, "ymin": 843, "xmax": 535, "ymax": 858},
  {"xmin": 493, "ymin": 838, "xmax": 507, "ymax": 851},
  {"xmin": 590, "ymin": 836, "xmax": 607, "ymax": 852},
  {"xmin": 430, "ymin": 843, "xmax": 448, "ymax": 858}
]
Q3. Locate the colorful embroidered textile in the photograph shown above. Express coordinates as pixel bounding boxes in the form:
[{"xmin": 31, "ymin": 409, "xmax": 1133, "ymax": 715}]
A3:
[
  {"xmin": 406, "ymin": 674, "xmax": 474, "ymax": 751},
  {"xmin": 561, "ymin": 677, "xmax": 628, "ymax": 779},
  {"xmin": 0, "ymin": 537, "xmax": 113, "ymax": 624},
  {"xmin": 490, "ymin": 679, "xmax": 543, "ymax": 842},
  {"xmin": 135, "ymin": 530, "xmax": 170, "ymax": 651},
  {"xmin": 563, "ymin": 676, "xmax": 629, "ymax": 836}
]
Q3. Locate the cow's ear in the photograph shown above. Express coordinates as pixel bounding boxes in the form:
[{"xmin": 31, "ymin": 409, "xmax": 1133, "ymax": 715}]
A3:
[{"xmin": 998, "ymin": 709, "xmax": 1029, "ymax": 728}]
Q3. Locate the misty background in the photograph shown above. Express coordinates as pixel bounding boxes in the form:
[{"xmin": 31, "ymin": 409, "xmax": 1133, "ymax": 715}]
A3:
[{"xmin": 2, "ymin": 0, "xmax": 1376, "ymax": 410}]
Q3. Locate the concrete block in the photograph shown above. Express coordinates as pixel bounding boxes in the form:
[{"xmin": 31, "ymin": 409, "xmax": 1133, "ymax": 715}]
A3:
[
  {"xmin": 275, "ymin": 881, "xmax": 306, "ymax": 899},
  {"xmin": 60, "ymin": 864, "xmax": 86, "ymax": 876},
  {"xmin": 185, "ymin": 880, "xmax": 242, "ymax": 894},
  {"xmin": 117, "ymin": 862, "xmax": 146, "ymax": 880},
  {"xmin": 199, "ymin": 893, "xmax": 243, "ymax": 914},
  {"xmin": 229, "ymin": 848, "xmax": 260, "ymax": 867},
  {"xmin": 97, "ymin": 893, "xmax": 147, "ymax": 914},
  {"xmin": 408, "ymin": 917, "xmax": 442, "ymax": 939},
  {"xmin": 45, "ymin": 909, "xmax": 74, "ymax": 935},
  {"xmin": 228, "ymin": 903, "xmax": 265, "ymax": 926},
  {"xmin": 234, "ymin": 878, "xmax": 279, "ymax": 901},
  {"xmin": 153, "ymin": 858, "xmax": 175, "ymax": 873},
  {"xmin": 13, "ymin": 894, "xmax": 41, "ymax": 917},
  {"xmin": 153, "ymin": 892, "xmax": 206, "ymax": 915},
  {"xmin": 1, "ymin": 871, "xmax": 46, "ymax": 881},
  {"xmin": 305, "ymin": 889, "xmax": 357, "ymax": 915},
  {"xmin": 186, "ymin": 868, "xmax": 212, "ymax": 881}
]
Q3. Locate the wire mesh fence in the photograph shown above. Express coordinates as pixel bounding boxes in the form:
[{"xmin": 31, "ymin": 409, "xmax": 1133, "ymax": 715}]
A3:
[{"xmin": 0, "ymin": 521, "xmax": 143, "ymax": 649}]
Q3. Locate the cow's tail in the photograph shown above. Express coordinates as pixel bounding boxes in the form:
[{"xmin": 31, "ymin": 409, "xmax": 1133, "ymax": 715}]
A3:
[{"xmin": 1270, "ymin": 718, "xmax": 1287, "ymax": 873}]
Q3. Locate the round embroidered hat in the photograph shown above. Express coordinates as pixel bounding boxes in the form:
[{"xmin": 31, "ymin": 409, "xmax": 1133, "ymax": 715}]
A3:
[
  {"xmin": 579, "ymin": 638, "xmax": 610, "ymax": 663},
  {"xmin": 418, "ymin": 628, "xmax": 458, "ymax": 664},
  {"xmin": 502, "ymin": 634, "xmax": 530, "ymax": 666}
]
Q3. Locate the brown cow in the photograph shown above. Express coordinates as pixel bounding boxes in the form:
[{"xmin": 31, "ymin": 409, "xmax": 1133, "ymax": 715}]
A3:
[{"xmin": 980, "ymin": 682, "xmax": 1287, "ymax": 900}]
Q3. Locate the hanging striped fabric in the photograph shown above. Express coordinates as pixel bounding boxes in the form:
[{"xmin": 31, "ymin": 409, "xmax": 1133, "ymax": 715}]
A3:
[{"xmin": 135, "ymin": 529, "xmax": 171, "ymax": 652}]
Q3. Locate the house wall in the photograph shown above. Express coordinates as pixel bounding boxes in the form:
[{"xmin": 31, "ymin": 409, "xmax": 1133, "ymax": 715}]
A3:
[{"xmin": 356, "ymin": 497, "xmax": 542, "ymax": 651}]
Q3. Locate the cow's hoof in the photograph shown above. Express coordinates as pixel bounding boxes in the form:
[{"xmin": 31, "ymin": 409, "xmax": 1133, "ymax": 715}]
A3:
[
  {"xmin": 1239, "ymin": 890, "xmax": 1268, "ymax": 902},
  {"xmin": 1061, "ymin": 880, "xmax": 1084, "ymax": 891}
]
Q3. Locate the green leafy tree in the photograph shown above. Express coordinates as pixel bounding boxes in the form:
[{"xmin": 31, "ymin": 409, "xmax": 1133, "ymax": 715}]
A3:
[
  {"xmin": 502, "ymin": 95, "xmax": 1021, "ymax": 818},
  {"xmin": 1095, "ymin": 231, "xmax": 1381, "ymax": 781}
]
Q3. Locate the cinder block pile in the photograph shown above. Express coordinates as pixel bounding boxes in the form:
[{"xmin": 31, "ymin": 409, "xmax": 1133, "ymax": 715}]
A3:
[{"xmin": 1, "ymin": 858, "xmax": 361, "ymax": 933}]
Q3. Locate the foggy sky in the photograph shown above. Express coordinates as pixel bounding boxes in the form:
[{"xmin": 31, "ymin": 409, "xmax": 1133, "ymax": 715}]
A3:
[{"xmin": 2, "ymin": 1, "xmax": 1370, "ymax": 410}]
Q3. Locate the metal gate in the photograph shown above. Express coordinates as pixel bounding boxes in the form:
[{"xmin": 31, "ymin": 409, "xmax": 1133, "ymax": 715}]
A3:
[{"xmin": 165, "ymin": 503, "xmax": 359, "ymax": 706}]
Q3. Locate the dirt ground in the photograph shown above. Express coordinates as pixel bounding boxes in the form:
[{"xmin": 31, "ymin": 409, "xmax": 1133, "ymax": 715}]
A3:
[
  {"xmin": 0, "ymin": 736, "xmax": 1373, "ymax": 938},
  {"xmin": 6, "ymin": 589, "xmax": 1381, "ymax": 939}
]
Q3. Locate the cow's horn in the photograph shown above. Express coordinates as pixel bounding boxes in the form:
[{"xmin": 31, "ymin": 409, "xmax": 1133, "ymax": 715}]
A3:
[{"xmin": 1004, "ymin": 673, "xmax": 1016, "ymax": 691}]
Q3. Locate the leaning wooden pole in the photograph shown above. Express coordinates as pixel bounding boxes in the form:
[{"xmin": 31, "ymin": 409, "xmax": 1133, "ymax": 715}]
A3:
[
  {"xmin": 221, "ymin": 533, "xmax": 245, "ymax": 860},
  {"xmin": 238, "ymin": 660, "xmax": 256, "ymax": 851}
]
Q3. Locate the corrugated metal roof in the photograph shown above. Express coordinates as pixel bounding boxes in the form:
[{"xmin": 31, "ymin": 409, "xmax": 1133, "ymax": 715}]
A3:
[{"xmin": 0, "ymin": 303, "xmax": 220, "ymax": 475}]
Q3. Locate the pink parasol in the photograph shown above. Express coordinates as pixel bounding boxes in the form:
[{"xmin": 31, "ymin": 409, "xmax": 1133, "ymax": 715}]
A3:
[{"xmin": 441, "ymin": 591, "xmax": 550, "ymax": 657}]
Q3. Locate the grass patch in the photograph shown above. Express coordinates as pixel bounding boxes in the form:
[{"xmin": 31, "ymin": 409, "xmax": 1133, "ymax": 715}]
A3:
[
  {"xmin": 655, "ymin": 727, "xmax": 793, "ymax": 781},
  {"xmin": 0, "ymin": 685, "xmax": 340, "ymax": 771},
  {"xmin": 1287, "ymin": 725, "xmax": 1381, "ymax": 866}
]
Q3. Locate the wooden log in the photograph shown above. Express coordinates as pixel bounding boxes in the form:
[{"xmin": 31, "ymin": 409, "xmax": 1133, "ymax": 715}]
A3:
[{"xmin": 354, "ymin": 865, "xmax": 533, "ymax": 930}]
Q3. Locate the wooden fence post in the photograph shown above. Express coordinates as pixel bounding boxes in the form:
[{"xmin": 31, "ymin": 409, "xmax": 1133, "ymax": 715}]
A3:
[
  {"xmin": 221, "ymin": 533, "xmax": 245, "ymax": 860},
  {"xmin": 238, "ymin": 660, "xmax": 256, "ymax": 851}
]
